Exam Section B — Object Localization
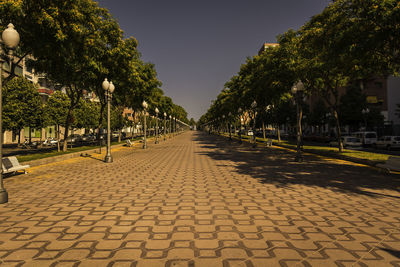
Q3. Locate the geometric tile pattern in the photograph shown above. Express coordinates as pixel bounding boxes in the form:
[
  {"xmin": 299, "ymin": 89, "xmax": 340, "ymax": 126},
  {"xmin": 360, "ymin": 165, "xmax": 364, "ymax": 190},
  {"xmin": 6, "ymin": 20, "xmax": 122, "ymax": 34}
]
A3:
[{"xmin": 0, "ymin": 132, "xmax": 399, "ymax": 266}]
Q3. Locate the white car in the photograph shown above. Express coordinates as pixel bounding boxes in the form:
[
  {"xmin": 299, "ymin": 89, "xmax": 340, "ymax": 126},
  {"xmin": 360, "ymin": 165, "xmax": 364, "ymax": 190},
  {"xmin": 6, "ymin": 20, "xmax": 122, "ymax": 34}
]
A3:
[
  {"xmin": 375, "ymin": 136, "xmax": 400, "ymax": 150},
  {"xmin": 247, "ymin": 130, "xmax": 253, "ymax": 136},
  {"xmin": 42, "ymin": 138, "xmax": 58, "ymax": 146},
  {"xmin": 329, "ymin": 136, "xmax": 362, "ymax": 148}
]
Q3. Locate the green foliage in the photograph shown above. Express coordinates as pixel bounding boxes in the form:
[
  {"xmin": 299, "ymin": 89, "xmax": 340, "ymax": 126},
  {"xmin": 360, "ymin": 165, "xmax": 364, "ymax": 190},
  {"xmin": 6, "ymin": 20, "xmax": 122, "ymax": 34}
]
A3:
[
  {"xmin": 73, "ymin": 99, "xmax": 99, "ymax": 130},
  {"xmin": 307, "ymin": 99, "xmax": 329, "ymax": 128},
  {"xmin": 44, "ymin": 91, "xmax": 70, "ymax": 127},
  {"xmin": 0, "ymin": 0, "xmax": 189, "ymax": 139},
  {"xmin": 3, "ymin": 77, "xmax": 43, "ymax": 132}
]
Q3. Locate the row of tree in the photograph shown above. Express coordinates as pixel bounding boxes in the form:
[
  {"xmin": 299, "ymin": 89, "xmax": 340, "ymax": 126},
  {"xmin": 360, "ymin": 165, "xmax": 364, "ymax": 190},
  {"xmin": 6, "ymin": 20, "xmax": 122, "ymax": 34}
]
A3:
[
  {"xmin": 199, "ymin": 0, "xmax": 399, "ymax": 151},
  {"xmin": 0, "ymin": 0, "xmax": 189, "ymax": 151},
  {"xmin": 3, "ymin": 77, "xmax": 130, "ymax": 148}
]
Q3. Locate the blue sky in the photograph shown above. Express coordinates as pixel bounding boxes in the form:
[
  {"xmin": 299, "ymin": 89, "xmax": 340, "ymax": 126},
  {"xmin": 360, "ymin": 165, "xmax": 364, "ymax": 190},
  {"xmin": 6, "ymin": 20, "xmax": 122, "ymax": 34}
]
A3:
[{"xmin": 96, "ymin": 0, "xmax": 331, "ymax": 120}]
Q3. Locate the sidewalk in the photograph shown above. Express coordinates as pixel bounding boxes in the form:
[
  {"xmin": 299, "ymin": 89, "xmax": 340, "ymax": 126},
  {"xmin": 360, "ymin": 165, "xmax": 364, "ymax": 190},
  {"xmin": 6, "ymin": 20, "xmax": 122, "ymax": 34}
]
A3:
[{"xmin": 0, "ymin": 131, "xmax": 398, "ymax": 266}]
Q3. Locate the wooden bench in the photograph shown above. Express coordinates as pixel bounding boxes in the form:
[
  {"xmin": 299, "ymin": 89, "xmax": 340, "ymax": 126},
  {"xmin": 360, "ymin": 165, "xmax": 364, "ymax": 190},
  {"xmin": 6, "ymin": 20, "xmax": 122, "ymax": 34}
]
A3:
[
  {"xmin": 2, "ymin": 156, "xmax": 30, "ymax": 174},
  {"xmin": 376, "ymin": 156, "xmax": 400, "ymax": 172}
]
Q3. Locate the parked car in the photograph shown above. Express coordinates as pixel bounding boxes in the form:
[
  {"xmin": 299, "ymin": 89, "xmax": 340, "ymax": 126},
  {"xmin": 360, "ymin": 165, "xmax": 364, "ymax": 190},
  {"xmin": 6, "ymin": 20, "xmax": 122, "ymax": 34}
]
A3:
[
  {"xmin": 352, "ymin": 131, "xmax": 377, "ymax": 146},
  {"xmin": 112, "ymin": 131, "xmax": 120, "ymax": 138},
  {"xmin": 65, "ymin": 134, "xmax": 82, "ymax": 143},
  {"xmin": 81, "ymin": 133, "xmax": 96, "ymax": 142},
  {"xmin": 329, "ymin": 136, "xmax": 362, "ymax": 148},
  {"xmin": 42, "ymin": 137, "xmax": 58, "ymax": 146},
  {"xmin": 375, "ymin": 136, "xmax": 400, "ymax": 150},
  {"xmin": 247, "ymin": 130, "xmax": 254, "ymax": 136}
]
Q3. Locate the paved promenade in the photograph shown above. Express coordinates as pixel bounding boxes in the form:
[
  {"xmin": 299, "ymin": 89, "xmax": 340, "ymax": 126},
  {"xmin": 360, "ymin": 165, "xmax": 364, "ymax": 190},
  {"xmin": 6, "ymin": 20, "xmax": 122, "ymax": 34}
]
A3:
[{"xmin": 0, "ymin": 131, "xmax": 399, "ymax": 266}]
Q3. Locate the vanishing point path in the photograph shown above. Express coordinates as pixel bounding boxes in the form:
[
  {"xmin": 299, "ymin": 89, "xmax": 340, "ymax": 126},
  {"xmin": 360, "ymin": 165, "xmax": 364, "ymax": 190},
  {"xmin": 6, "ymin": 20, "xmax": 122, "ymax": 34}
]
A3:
[{"xmin": 0, "ymin": 131, "xmax": 399, "ymax": 267}]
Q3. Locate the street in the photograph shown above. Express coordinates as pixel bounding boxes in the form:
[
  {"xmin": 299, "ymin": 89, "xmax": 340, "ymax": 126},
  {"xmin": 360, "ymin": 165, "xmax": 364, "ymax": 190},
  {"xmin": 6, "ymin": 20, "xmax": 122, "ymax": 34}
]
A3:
[{"xmin": 0, "ymin": 131, "xmax": 399, "ymax": 266}]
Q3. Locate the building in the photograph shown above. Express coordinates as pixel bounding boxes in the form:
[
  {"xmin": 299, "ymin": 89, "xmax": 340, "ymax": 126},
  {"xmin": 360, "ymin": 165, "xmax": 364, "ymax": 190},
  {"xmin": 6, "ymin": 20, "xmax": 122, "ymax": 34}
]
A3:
[{"xmin": 258, "ymin": 43, "xmax": 279, "ymax": 55}]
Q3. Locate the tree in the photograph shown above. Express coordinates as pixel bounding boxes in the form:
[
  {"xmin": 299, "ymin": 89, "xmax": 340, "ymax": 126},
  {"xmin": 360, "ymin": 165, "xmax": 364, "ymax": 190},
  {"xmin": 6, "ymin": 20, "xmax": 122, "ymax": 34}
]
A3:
[
  {"xmin": 73, "ymin": 98, "xmax": 99, "ymax": 133},
  {"xmin": 3, "ymin": 77, "xmax": 43, "ymax": 145},
  {"xmin": 307, "ymin": 99, "xmax": 329, "ymax": 134},
  {"xmin": 1, "ymin": 0, "xmax": 124, "ymax": 151},
  {"xmin": 44, "ymin": 91, "xmax": 70, "ymax": 151}
]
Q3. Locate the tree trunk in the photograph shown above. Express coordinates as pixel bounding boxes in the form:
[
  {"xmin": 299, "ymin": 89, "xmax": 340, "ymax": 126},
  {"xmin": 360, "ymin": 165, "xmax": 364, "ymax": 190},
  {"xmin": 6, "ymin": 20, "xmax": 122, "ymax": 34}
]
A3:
[
  {"xmin": 132, "ymin": 122, "xmax": 136, "ymax": 140},
  {"xmin": 262, "ymin": 121, "xmax": 266, "ymax": 139},
  {"xmin": 57, "ymin": 124, "xmax": 60, "ymax": 152},
  {"xmin": 277, "ymin": 125, "xmax": 281, "ymax": 142},
  {"xmin": 28, "ymin": 126, "xmax": 31, "ymax": 144},
  {"xmin": 62, "ymin": 108, "xmax": 73, "ymax": 152},
  {"xmin": 333, "ymin": 109, "xmax": 343, "ymax": 152},
  {"xmin": 118, "ymin": 130, "xmax": 121, "ymax": 143}
]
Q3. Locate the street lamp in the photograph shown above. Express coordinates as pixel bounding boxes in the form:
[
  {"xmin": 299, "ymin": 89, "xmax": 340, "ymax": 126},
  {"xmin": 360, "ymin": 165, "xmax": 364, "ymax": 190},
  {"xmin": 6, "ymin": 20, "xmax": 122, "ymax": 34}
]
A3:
[
  {"xmin": 228, "ymin": 112, "xmax": 232, "ymax": 140},
  {"xmin": 169, "ymin": 115, "xmax": 172, "ymax": 138},
  {"xmin": 173, "ymin": 117, "xmax": 176, "ymax": 136},
  {"xmin": 362, "ymin": 108, "xmax": 370, "ymax": 130},
  {"xmin": 222, "ymin": 115, "xmax": 226, "ymax": 135},
  {"xmin": 238, "ymin": 108, "xmax": 243, "ymax": 144},
  {"xmin": 291, "ymin": 80, "xmax": 305, "ymax": 162},
  {"xmin": 142, "ymin": 100, "xmax": 148, "ymax": 149},
  {"xmin": 0, "ymin": 23, "xmax": 20, "ymax": 203},
  {"xmin": 251, "ymin": 100, "xmax": 257, "ymax": 148},
  {"xmin": 155, "ymin": 108, "xmax": 159, "ymax": 144},
  {"xmin": 102, "ymin": 78, "xmax": 115, "ymax": 163},
  {"xmin": 163, "ymin": 112, "xmax": 167, "ymax": 141}
]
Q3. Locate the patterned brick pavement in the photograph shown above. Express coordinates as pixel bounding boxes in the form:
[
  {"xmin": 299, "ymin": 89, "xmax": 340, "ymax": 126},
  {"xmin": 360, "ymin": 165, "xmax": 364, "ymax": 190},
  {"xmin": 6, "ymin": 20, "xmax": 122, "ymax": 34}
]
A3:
[{"xmin": 0, "ymin": 131, "xmax": 399, "ymax": 266}]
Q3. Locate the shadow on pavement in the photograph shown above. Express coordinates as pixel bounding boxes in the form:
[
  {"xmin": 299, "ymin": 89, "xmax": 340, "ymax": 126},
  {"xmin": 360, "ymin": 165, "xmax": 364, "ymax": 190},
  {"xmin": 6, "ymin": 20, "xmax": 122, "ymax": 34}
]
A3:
[
  {"xmin": 378, "ymin": 248, "xmax": 400, "ymax": 259},
  {"xmin": 193, "ymin": 132, "xmax": 400, "ymax": 198}
]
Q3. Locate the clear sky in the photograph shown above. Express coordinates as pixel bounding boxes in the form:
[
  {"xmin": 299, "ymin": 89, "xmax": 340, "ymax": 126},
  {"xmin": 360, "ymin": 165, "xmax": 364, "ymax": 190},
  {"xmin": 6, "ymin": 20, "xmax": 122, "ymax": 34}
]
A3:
[{"xmin": 96, "ymin": 0, "xmax": 331, "ymax": 120}]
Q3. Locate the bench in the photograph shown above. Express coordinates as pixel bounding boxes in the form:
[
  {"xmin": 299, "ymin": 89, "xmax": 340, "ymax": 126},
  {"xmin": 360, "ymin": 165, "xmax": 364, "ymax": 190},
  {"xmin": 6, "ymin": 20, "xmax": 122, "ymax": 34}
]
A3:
[
  {"xmin": 125, "ymin": 139, "xmax": 134, "ymax": 147},
  {"xmin": 2, "ymin": 156, "xmax": 30, "ymax": 174},
  {"xmin": 376, "ymin": 156, "xmax": 400, "ymax": 172},
  {"xmin": 266, "ymin": 139, "xmax": 273, "ymax": 147}
]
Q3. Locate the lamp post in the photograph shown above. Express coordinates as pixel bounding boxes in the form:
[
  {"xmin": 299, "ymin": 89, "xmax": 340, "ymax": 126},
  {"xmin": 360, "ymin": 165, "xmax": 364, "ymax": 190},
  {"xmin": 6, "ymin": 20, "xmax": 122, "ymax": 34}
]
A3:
[
  {"xmin": 238, "ymin": 108, "xmax": 243, "ymax": 144},
  {"xmin": 251, "ymin": 100, "xmax": 257, "ymax": 148},
  {"xmin": 102, "ymin": 78, "xmax": 115, "ymax": 163},
  {"xmin": 174, "ymin": 117, "xmax": 176, "ymax": 135},
  {"xmin": 362, "ymin": 108, "xmax": 370, "ymax": 130},
  {"xmin": 163, "ymin": 112, "xmax": 167, "ymax": 141},
  {"xmin": 155, "ymin": 108, "xmax": 159, "ymax": 144},
  {"xmin": 0, "ymin": 23, "xmax": 20, "ymax": 203},
  {"xmin": 228, "ymin": 112, "xmax": 232, "ymax": 140},
  {"xmin": 291, "ymin": 81, "xmax": 305, "ymax": 162},
  {"xmin": 169, "ymin": 115, "xmax": 172, "ymax": 138},
  {"xmin": 142, "ymin": 101, "xmax": 148, "ymax": 149},
  {"xmin": 222, "ymin": 115, "xmax": 226, "ymax": 135}
]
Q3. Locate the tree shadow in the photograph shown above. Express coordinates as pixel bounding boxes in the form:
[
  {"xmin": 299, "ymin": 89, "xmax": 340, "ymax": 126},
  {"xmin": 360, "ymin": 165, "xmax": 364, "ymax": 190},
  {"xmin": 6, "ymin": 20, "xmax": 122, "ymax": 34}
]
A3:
[
  {"xmin": 193, "ymin": 132, "xmax": 400, "ymax": 198},
  {"xmin": 377, "ymin": 247, "xmax": 400, "ymax": 259}
]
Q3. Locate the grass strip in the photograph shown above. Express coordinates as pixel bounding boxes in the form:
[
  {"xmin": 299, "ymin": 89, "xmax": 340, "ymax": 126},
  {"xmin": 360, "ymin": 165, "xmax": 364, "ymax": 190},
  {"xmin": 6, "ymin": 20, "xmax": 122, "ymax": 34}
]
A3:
[
  {"xmin": 16, "ymin": 137, "xmax": 143, "ymax": 163},
  {"xmin": 221, "ymin": 133, "xmax": 389, "ymax": 163}
]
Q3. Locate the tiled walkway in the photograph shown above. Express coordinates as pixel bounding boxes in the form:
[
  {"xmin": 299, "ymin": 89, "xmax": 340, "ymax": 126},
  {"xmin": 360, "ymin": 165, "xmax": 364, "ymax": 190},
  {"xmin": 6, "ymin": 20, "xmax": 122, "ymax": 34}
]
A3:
[{"xmin": 0, "ymin": 131, "xmax": 399, "ymax": 266}]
